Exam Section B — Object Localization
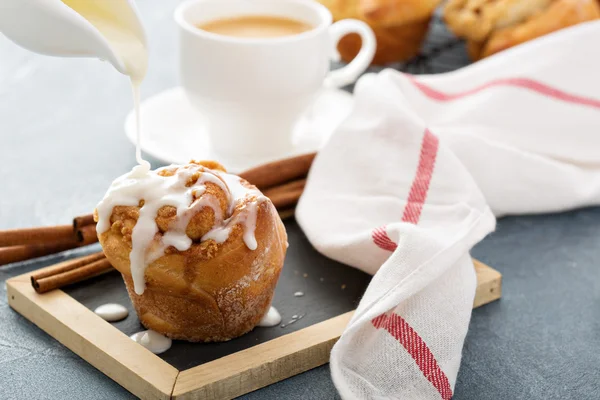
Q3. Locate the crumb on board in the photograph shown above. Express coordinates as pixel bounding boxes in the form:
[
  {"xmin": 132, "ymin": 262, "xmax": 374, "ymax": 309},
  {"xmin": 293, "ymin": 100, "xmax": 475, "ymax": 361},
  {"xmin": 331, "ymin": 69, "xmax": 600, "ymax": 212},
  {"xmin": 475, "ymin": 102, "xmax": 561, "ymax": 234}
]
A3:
[
  {"xmin": 303, "ymin": 273, "xmax": 308, "ymax": 278},
  {"xmin": 341, "ymin": 284, "xmax": 346, "ymax": 290},
  {"xmin": 280, "ymin": 314, "xmax": 304, "ymax": 328},
  {"xmin": 294, "ymin": 291, "xmax": 304, "ymax": 297}
]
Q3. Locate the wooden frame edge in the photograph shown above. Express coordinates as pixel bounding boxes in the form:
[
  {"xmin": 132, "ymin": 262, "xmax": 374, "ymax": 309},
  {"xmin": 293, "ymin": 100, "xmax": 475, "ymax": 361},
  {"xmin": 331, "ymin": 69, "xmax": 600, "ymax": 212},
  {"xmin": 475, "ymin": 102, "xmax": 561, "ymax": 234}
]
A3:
[
  {"xmin": 5, "ymin": 258, "xmax": 501, "ymax": 400},
  {"xmin": 172, "ymin": 259, "xmax": 501, "ymax": 399},
  {"xmin": 173, "ymin": 311, "xmax": 354, "ymax": 400},
  {"xmin": 473, "ymin": 259, "xmax": 502, "ymax": 308},
  {"xmin": 6, "ymin": 273, "xmax": 178, "ymax": 400}
]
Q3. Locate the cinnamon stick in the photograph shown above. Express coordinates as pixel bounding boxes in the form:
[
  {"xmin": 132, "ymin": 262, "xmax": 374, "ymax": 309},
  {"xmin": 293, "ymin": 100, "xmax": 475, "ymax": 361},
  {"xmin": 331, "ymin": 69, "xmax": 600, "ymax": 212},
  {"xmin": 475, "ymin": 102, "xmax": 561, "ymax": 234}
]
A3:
[
  {"xmin": 278, "ymin": 208, "xmax": 296, "ymax": 220},
  {"xmin": 73, "ymin": 214, "xmax": 95, "ymax": 230},
  {"xmin": 0, "ymin": 225, "xmax": 75, "ymax": 247},
  {"xmin": 31, "ymin": 255, "xmax": 113, "ymax": 294},
  {"xmin": 0, "ymin": 238, "xmax": 82, "ymax": 267},
  {"xmin": 30, "ymin": 252, "xmax": 105, "ymax": 281},
  {"xmin": 266, "ymin": 186, "xmax": 305, "ymax": 209},
  {"xmin": 239, "ymin": 152, "xmax": 316, "ymax": 190},
  {"xmin": 76, "ymin": 224, "xmax": 98, "ymax": 245},
  {"xmin": 263, "ymin": 178, "xmax": 306, "ymax": 197}
]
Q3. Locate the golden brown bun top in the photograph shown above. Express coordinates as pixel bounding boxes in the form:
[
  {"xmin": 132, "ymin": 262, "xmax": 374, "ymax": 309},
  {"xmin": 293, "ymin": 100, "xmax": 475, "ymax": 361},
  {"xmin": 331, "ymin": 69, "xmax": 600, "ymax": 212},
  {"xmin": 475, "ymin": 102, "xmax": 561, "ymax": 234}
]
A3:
[
  {"xmin": 449, "ymin": 0, "xmax": 600, "ymax": 60},
  {"xmin": 95, "ymin": 160, "xmax": 286, "ymax": 283},
  {"xmin": 96, "ymin": 161, "xmax": 239, "ymax": 244},
  {"xmin": 319, "ymin": 0, "xmax": 441, "ymax": 26},
  {"xmin": 95, "ymin": 160, "xmax": 288, "ymax": 343},
  {"xmin": 444, "ymin": 0, "xmax": 555, "ymax": 42}
]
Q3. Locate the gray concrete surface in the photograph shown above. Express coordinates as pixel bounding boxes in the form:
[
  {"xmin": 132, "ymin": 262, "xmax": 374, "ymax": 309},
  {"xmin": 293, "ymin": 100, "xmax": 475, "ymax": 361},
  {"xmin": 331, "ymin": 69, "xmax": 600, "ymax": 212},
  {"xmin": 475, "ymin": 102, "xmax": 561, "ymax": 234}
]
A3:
[{"xmin": 1, "ymin": 1, "xmax": 598, "ymax": 399}]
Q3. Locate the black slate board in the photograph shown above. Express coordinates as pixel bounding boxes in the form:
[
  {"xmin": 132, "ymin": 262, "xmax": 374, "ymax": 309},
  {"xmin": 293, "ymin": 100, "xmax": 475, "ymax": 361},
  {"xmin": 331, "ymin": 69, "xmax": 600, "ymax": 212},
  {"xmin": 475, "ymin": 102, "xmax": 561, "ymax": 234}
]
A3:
[{"xmin": 63, "ymin": 218, "xmax": 371, "ymax": 371}]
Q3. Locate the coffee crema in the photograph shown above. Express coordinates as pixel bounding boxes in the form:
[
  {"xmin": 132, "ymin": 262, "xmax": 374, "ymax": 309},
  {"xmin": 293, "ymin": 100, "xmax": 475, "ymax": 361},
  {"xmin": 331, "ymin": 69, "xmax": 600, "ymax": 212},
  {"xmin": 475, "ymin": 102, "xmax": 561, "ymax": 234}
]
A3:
[{"xmin": 198, "ymin": 15, "xmax": 313, "ymax": 38}]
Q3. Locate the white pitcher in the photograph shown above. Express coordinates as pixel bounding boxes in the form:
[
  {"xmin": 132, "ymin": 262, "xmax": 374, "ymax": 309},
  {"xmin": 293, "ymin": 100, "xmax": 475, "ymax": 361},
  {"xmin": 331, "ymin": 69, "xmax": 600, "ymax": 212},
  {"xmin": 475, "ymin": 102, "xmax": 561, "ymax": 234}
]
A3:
[{"xmin": 0, "ymin": 0, "xmax": 146, "ymax": 78}]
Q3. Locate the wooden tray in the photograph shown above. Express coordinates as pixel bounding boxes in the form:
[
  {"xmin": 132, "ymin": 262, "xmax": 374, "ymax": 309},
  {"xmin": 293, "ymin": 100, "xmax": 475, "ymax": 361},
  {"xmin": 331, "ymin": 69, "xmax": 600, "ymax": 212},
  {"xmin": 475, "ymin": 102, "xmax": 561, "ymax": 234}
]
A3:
[{"xmin": 6, "ymin": 219, "xmax": 501, "ymax": 400}]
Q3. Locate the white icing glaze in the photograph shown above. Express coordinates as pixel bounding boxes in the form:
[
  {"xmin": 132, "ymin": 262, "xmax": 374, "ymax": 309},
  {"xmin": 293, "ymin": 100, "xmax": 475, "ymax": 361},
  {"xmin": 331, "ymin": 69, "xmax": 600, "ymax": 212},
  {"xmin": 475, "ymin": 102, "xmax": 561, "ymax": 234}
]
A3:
[
  {"xmin": 96, "ymin": 165, "xmax": 267, "ymax": 294},
  {"xmin": 130, "ymin": 330, "xmax": 172, "ymax": 354},
  {"xmin": 218, "ymin": 173, "xmax": 261, "ymax": 213},
  {"xmin": 201, "ymin": 197, "xmax": 265, "ymax": 250},
  {"xmin": 258, "ymin": 306, "xmax": 281, "ymax": 327},
  {"xmin": 201, "ymin": 172, "xmax": 266, "ymax": 250},
  {"xmin": 94, "ymin": 303, "xmax": 129, "ymax": 322}
]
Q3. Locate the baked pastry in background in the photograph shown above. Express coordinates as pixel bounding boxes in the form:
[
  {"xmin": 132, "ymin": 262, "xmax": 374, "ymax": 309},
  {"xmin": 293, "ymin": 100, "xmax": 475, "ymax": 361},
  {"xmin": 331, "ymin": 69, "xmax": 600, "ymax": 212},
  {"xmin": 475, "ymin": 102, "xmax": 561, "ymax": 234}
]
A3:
[
  {"xmin": 319, "ymin": 0, "xmax": 442, "ymax": 65},
  {"xmin": 445, "ymin": 0, "xmax": 600, "ymax": 60},
  {"xmin": 95, "ymin": 161, "xmax": 287, "ymax": 342}
]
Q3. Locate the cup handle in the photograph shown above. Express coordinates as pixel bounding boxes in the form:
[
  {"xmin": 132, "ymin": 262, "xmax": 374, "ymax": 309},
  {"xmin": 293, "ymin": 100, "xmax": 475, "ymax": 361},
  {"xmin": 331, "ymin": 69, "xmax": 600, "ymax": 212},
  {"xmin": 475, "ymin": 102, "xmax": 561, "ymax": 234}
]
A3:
[{"xmin": 323, "ymin": 19, "xmax": 376, "ymax": 89}]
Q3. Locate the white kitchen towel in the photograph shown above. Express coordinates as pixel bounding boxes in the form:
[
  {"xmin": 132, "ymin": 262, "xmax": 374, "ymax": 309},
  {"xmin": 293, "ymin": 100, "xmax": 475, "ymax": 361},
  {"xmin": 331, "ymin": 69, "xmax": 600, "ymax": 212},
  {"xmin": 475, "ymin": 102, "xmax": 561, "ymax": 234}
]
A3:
[{"xmin": 295, "ymin": 20, "xmax": 600, "ymax": 400}]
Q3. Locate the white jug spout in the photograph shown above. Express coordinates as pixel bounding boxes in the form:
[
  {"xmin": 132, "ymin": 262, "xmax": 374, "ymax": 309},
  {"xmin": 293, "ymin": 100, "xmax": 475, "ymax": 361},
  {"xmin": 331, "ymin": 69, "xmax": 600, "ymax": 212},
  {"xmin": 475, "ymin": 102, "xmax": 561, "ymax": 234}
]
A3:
[{"xmin": 0, "ymin": 0, "xmax": 146, "ymax": 77}]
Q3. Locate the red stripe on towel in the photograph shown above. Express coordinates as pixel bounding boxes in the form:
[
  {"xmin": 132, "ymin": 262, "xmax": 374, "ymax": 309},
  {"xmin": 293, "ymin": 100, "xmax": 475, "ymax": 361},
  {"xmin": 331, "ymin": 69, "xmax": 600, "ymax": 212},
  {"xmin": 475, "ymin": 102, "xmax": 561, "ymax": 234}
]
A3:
[
  {"xmin": 401, "ymin": 129, "xmax": 439, "ymax": 224},
  {"xmin": 406, "ymin": 75, "xmax": 600, "ymax": 110},
  {"xmin": 372, "ymin": 313, "xmax": 453, "ymax": 400},
  {"xmin": 372, "ymin": 129, "xmax": 439, "ymax": 251},
  {"xmin": 372, "ymin": 226, "xmax": 398, "ymax": 252}
]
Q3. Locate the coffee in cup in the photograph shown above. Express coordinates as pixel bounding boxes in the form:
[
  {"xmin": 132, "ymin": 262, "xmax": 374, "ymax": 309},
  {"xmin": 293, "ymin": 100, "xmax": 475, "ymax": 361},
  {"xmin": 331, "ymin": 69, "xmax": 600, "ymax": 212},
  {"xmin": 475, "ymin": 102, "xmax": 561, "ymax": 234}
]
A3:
[{"xmin": 198, "ymin": 15, "xmax": 313, "ymax": 38}]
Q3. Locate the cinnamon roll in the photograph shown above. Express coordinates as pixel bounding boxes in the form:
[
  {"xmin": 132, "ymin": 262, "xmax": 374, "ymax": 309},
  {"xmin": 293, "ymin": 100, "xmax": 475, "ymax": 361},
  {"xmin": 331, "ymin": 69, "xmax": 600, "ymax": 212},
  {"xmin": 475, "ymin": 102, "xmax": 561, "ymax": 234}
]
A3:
[{"xmin": 95, "ymin": 161, "xmax": 287, "ymax": 342}]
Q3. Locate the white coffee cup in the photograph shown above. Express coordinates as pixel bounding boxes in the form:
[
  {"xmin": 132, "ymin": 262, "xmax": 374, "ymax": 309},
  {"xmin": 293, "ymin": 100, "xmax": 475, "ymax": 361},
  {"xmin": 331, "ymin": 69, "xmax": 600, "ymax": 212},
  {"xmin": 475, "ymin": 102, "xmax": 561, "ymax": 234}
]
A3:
[{"xmin": 174, "ymin": 0, "xmax": 376, "ymax": 166}]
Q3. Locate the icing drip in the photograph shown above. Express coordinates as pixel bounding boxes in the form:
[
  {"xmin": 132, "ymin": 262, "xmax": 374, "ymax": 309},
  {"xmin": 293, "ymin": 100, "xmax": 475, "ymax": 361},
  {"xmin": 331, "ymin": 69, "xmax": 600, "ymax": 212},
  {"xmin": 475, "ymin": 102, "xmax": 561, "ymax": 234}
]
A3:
[
  {"xmin": 201, "ymin": 197, "xmax": 265, "ymax": 250},
  {"xmin": 258, "ymin": 306, "xmax": 281, "ymax": 327},
  {"xmin": 94, "ymin": 303, "xmax": 129, "ymax": 322},
  {"xmin": 96, "ymin": 164, "xmax": 267, "ymax": 295},
  {"xmin": 130, "ymin": 330, "xmax": 172, "ymax": 354},
  {"xmin": 202, "ymin": 171, "xmax": 265, "ymax": 250}
]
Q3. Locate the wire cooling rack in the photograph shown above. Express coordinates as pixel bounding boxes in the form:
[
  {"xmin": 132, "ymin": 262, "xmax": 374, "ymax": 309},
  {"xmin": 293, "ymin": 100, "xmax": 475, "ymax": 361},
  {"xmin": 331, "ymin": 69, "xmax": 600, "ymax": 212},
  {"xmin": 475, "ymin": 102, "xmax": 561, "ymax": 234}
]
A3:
[
  {"xmin": 334, "ymin": 9, "xmax": 470, "ymax": 79},
  {"xmin": 393, "ymin": 9, "xmax": 470, "ymax": 75}
]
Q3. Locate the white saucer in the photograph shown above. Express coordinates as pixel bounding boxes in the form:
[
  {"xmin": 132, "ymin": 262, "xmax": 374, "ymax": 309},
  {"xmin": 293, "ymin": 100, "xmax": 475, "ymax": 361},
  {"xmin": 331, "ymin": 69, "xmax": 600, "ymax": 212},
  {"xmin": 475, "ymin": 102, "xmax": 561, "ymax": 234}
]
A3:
[{"xmin": 125, "ymin": 87, "xmax": 353, "ymax": 172}]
